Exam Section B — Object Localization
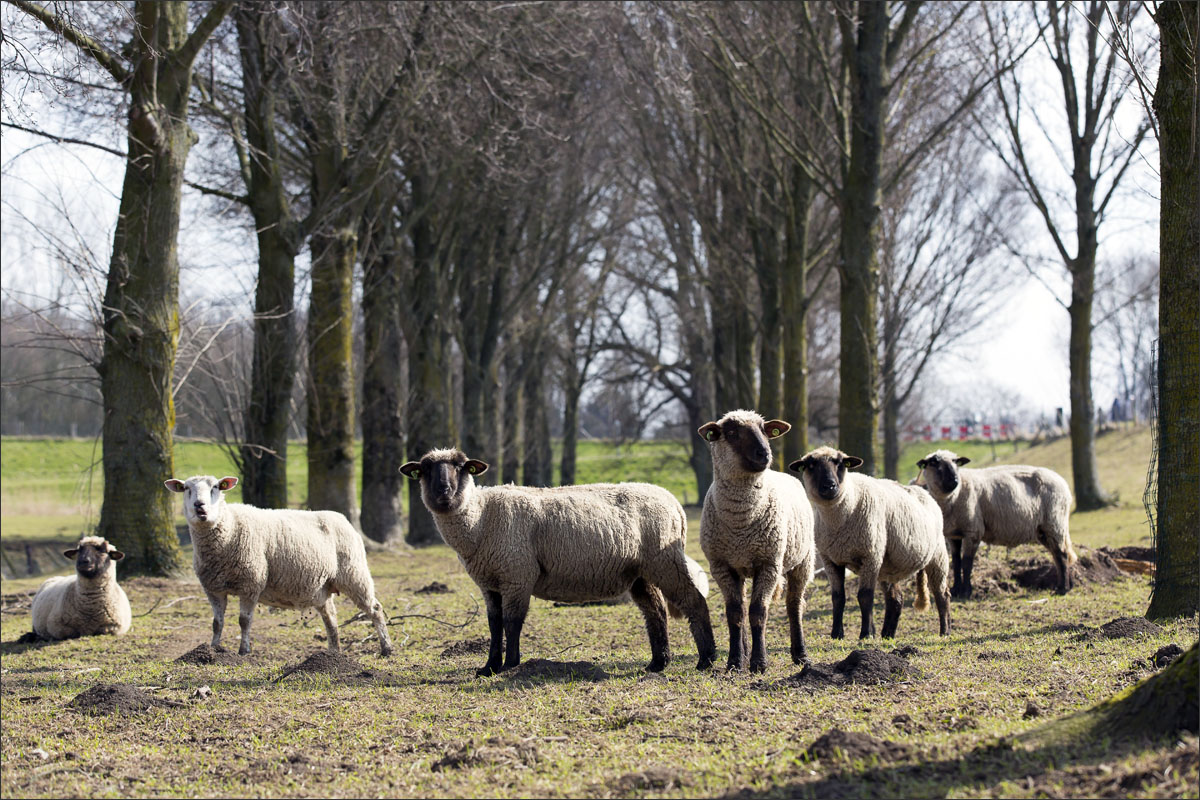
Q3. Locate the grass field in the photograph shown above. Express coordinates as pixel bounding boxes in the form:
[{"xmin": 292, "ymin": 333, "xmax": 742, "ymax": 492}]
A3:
[{"xmin": 1, "ymin": 425, "xmax": 1194, "ymax": 798}]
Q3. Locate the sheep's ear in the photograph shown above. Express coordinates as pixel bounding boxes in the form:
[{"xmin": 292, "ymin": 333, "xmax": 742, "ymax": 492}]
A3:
[
  {"xmin": 954, "ymin": 456, "xmax": 971, "ymax": 466},
  {"xmin": 217, "ymin": 476, "xmax": 238, "ymax": 491},
  {"xmin": 762, "ymin": 420, "xmax": 791, "ymax": 439},
  {"xmin": 108, "ymin": 550, "xmax": 125, "ymax": 561},
  {"xmin": 786, "ymin": 459, "xmax": 805, "ymax": 473},
  {"xmin": 399, "ymin": 462, "xmax": 422, "ymax": 480},
  {"xmin": 63, "ymin": 548, "xmax": 79, "ymax": 559},
  {"xmin": 464, "ymin": 460, "xmax": 489, "ymax": 476},
  {"xmin": 164, "ymin": 479, "xmax": 186, "ymax": 493},
  {"xmin": 843, "ymin": 456, "xmax": 864, "ymax": 470},
  {"xmin": 698, "ymin": 422, "xmax": 721, "ymax": 442}
]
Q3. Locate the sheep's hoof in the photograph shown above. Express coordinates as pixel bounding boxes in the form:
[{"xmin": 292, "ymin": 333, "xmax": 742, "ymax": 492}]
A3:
[
  {"xmin": 830, "ymin": 629, "xmax": 844, "ymax": 640},
  {"xmin": 724, "ymin": 660, "xmax": 744, "ymax": 673},
  {"xmin": 475, "ymin": 664, "xmax": 500, "ymax": 677},
  {"xmin": 646, "ymin": 659, "xmax": 667, "ymax": 673},
  {"xmin": 696, "ymin": 656, "xmax": 714, "ymax": 671},
  {"xmin": 748, "ymin": 659, "xmax": 767, "ymax": 674},
  {"xmin": 238, "ymin": 644, "xmax": 251, "ymax": 656},
  {"xmin": 791, "ymin": 650, "xmax": 809, "ymax": 666}
]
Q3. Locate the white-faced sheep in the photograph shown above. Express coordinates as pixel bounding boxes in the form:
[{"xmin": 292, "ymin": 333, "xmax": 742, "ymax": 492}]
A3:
[
  {"xmin": 698, "ymin": 410, "xmax": 816, "ymax": 673},
  {"xmin": 164, "ymin": 475, "xmax": 394, "ymax": 656},
  {"xmin": 788, "ymin": 447, "xmax": 950, "ymax": 640},
  {"xmin": 399, "ymin": 448, "xmax": 716, "ymax": 676},
  {"xmin": 29, "ymin": 536, "xmax": 131, "ymax": 640},
  {"xmin": 916, "ymin": 450, "xmax": 1076, "ymax": 597}
]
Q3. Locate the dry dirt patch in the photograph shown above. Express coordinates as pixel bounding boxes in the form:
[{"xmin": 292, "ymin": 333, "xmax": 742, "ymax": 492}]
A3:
[
  {"xmin": 440, "ymin": 637, "xmax": 490, "ymax": 658},
  {"xmin": 806, "ymin": 729, "xmax": 912, "ymax": 763},
  {"xmin": 415, "ymin": 581, "xmax": 453, "ymax": 595},
  {"xmin": 69, "ymin": 683, "xmax": 182, "ymax": 715},
  {"xmin": 1013, "ymin": 547, "xmax": 1124, "ymax": 591},
  {"xmin": 273, "ymin": 649, "xmax": 390, "ymax": 685},
  {"xmin": 175, "ymin": 644, "xmax": 244, "ymax": 666},
  {"xmin": 777, "ymin": 647, "xmax": 918, "ymax": 690},
  {"xmin": 1092, "ymin": 617, "xmax": 1164, "ymax": 640},
  {"xmin": 501, "ymin": 658, "xmax": 610, "ymax": 684},
  {"xmin": 431, "ymin": 738, "xmax": 539, "ymax": 772},
  {"xmin": 611, "ymin": 765, "xmax": 690, "ymax": 792}
]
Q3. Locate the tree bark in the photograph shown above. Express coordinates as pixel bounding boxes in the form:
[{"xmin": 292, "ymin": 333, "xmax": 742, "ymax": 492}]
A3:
[
  {"xmin": 1068, "ymin": 257, "xmax": 1109, "ymax": 509},
  {"xmin": 782, "ymin": 168, "xmax": 814, "ymax": 466},
  {"xmin": 522, "ymin": 335, "xmax": 552, "ymax": 487},
  {"xmin": 1147, "ymin": 0, "xmax": 1199, "ymax": 620},
  {"xmin": 236, "ymin": 3, "xmax": 297, "ymax": 511},
  {"xmin": 837, "ymin": 1, "xmax": 889, "ymax": 476},
  {"xmin": 753, "ymin": 213, "xmax": 783, "ymax": 426},
  {"xmin": 560, "ymin": 354, "xmax": 582, "ymax": 486},
  {"xmin": 501, "ymin": 343, "xmax": 523, "ymax": 484}
]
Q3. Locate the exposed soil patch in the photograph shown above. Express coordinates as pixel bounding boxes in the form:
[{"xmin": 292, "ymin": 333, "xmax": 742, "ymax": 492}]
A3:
[
  {"xmin": 415, "ymin": 581, "xmax": 452, "ymax": 595},
  {"xmin": 440, "ymin": 637, "xmax": 490, "ymax": 658},
  {"xmin": 1100, "ymin": 545, "xmax": 1155, "ymax": 563},
  {"xmin": 175, "ymin": 644, "xmax": 243, "ymax": 666},
  {"xmin": 612, "ymin": 766, "xmax": 690, "ymax": 792},
  {"xmin": 806, "ymin": 729, "xmax": 911, "ymax": 763},
  {"xmin": 431, "ymin": 738, "xmax": 539, "ymax": 771},
  {"xmin": 778, "ymin": 648, "xmax": 917, "ymax": 690},
  {"xmin": 1096, "ymin": 617, "xmax": 1163, "ymax": 640},
  {"xmin": 275, "ymin": 650, "xmax": 379, "ymax": 683},
  {"xmin": 69, "ymin": 683, "xmax": 182, "ymax": 716},
  {"xmin": 1013, "ymin": 547, "xmax": 1124, "ymax": 591},
  {"xmin": 501, "ymin": 658, "xmax": 609, "ymax": 684},
  {"xmin": 1151, "ymin": 643, "xmax": 1184, "ymax": 668}
]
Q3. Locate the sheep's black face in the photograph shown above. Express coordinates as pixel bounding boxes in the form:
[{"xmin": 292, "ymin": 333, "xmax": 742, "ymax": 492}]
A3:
[
  {"xmin": 918, "ymin": 454, "xmax": 968, "ymax": 495},
  {"xmin": 74, "ymin": 544, "xmax": 108, "ymax": 578},
  {"xmin": 723, "ymin": 420, "xmax": 772, "ymax": 473},
  {"xmin": 402, "ymin": 451, "xmax": 489, "ymax": 514},
  {"xmin": 788, "ymin": 450, "xmax": 864, "ymax": 502}
]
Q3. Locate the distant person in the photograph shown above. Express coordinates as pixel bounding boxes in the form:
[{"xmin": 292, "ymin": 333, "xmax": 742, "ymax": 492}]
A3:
[{"xmin": 1111, "ymin": 397, "xmax": 1124, "ymax": 423}]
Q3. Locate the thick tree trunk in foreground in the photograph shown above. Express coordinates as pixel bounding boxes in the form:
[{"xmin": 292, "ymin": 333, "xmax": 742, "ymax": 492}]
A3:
[
  {"xmin": 236, "ymin": 3, "xmax": 297, "ymax": 511},
  {"xmin": 837, "ymin": 1, "xmax": 889, "ymax": 476},
  {"xmin": 1147, "ymin": 0, "xmax": 1200, "ymax": 620}
]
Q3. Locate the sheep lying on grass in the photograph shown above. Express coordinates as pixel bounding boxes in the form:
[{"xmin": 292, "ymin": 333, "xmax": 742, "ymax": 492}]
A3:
[
  {"xmin": 400, "ymin": 448, "xmax": 716, "ymax": 676},
  {"xmin": 164, "ymin": 475, "xmax": 394, "ymax": 656},
  {"xmin": 917, "ymin": 450, "xmax": 1076, "ymax": 597},
  {"xmin": 789, "ymin": 447, "xmax": 950, "ymax": 640},
  {"xmin": 29, "ymin": 536, "xmax": 131, "ymax": 640},
  {"xmin": 698, "ymin": 410, "xmax": 816, "ymax": 672}
]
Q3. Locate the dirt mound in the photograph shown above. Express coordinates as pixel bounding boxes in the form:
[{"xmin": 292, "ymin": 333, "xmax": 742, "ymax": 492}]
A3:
[
  {"xmin": 1151, "ymin": 643, "xmax": 1184, "ymax": 668},
  {"xmin": 806, "ymin": 729, "xmax": 911, "ymax": 762},
  {"xmin": 276, "ymin": 650, "xmax": 374, "ymax": 682},
  {"xmin": 1097, "ymin": 617, "xmax": 1163, "ymax": 639},
  {"xmin": 779, "ymin": 648, "xmax": 917, "ymax": 690},
  {"xmin": 175, "ymin": 644, "xmax": 243, "ymax": 666},
  {"xmin": 440, "ymin": 637, "xmax": 490, "ymax": 658},
  {"xmin": 502, "ymin": 658, "xmax": 609, "ymax": 684},
  {"xmin": 1100, "ymin": 545, "xmax": 1155, "ymax": 562},
  {"xmin": 431, "ymin": 738, "xmax": 538, "ymax": 771},
  {"xmin": 69, "ymin": 684, "xmax": 182, "ymax": 716},
  {"xmin": 1013, "ymin": 547, "xmax": 1123, "ymax": 591},
  {"xmin": 612, "ymin": 766, "xmax": 689, "ymax": 792},
  {"xmin": 415, "ymin": 581, "xmax": 452, "ymax": 594}
]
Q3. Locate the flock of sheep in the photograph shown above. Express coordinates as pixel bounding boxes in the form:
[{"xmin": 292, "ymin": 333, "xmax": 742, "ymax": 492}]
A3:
[{"xmin": 27, "ymin": 409, "xmax": 1077, "ymax": 680}]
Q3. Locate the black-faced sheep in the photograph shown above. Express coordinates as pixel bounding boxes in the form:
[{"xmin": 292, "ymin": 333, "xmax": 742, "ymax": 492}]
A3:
[
  {"xmin": 698, "ymin": 410, "xmax": 816, "ymax": 672},
  {"xmin": 400, "ymin": 448, "xmax": 716, "ymax": 676},
  {"xmin": 30, "ymin": 536, "xmax": 131, "ymax": 640},
  {"xmin": 165, "ymin": 475, "xmax": 394, "ymax": 656},
  {"xmin": 789, "ymin": 447, "xmax": 950, "ymax": 640},
  {"xmin": 916, "ymin": 450, "xmax": 1076, "ymax": 597}
]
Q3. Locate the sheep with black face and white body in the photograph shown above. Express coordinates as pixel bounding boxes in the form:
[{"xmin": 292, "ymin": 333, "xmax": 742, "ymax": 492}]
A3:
[
  {"xmin": 916, "ymin": 450, "xmax": 1076, "ymax": 597},
  {"xmin": 400, "ymin": 448, "xmax": 716, "ymax": 676},
  {"xmin": 698, "ymin": 410, "xmax": 816, "ymax": 673},
  {"xmin": 164, "ymin": 475, "xmax": 394, "ymax": 656},
  {"xmin": 29, "ymin": 535, "xmax": 131, "ymax": 640},
  {"xmin": 788, "ymin": 446, "xmax": 951, "ymax": 640}
]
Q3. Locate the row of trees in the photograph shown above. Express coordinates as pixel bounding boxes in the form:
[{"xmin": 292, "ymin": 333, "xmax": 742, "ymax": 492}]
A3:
[{"xmin": 2, "ymin": 0, "xmax": 1186, "ymax": 622}]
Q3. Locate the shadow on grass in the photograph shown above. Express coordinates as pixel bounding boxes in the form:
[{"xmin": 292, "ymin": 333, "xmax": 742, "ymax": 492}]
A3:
[{"xmin": 1, "ymin": 635, "xmax": 60, "ymax": 656}]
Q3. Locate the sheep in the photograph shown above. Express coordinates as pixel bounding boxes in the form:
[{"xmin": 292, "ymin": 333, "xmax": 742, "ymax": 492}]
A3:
[
  {"xmin": 29, "ymin": 536, "xmax": 132, "ymax": 640},
  {"xmin": 788, "ymin": 446, "xmax": 950, "ymax": 640},
  {"xmin": 698, "ymin": 410, "xmax": 816, "ymax": 673},
  {"xmin": 399, "ymin": 448, "xmax": 716, "ymax": 676},
  {"xmin": 916, "ymin": 450, "xmax": 1076, "ymax": 597},
  {"xmin": 164, "ymin": 475, "xmax": 394, "ymax": 657}
]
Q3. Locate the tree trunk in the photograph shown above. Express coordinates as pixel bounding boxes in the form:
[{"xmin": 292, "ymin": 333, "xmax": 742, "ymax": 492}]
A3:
[
  {"xmin": 837, "ymin": 1, "xmax": 889, "ymax": 476},
  {"xmin": 360, "ymin": 213, "xmax": 405, "ymax": 544},
  {"xmin": 1068, "ymin": 258, "xmax": 1110, "ymax": 510},
  {"xmin": 501, "ymin": 344, "xmax": 523, "ymax": 485},
  {"xmin": 96, "ymin": 2, "xmax": 227, "ymax": 575},
  {"xmin": 881, "ymin": 339, "xmax": 901, "ymax": 480},
  {"xmin": 1147, "ymin": 0, "xmax": 1200, "ymax": 620},
  {"xmin": 305, "ymin": 224, "xmax": 359, "ymax": 527},
  {"xmin": 522, "ymin": 337, "xmax": 552, "ymax": 487},
  {"xmin": 236, "ymin": 3, "xmax": 297, "ymax": 511},
  {"xmin": 782, "ymin": 169, "xmax": 814, "ymax": 466},
  {"xmin": 560, "ymin": 356, "xmax": 582, "ymax": 486},
  {"xmin": 754, "ymin": 218, "xmax": 783, "ymax": 426}
]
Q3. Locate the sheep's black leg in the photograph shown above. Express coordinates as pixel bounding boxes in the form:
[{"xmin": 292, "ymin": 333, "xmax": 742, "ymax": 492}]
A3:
[
  {"xmin": 1040, "ymin": 527, "xmax": 1072, "ymax": 595},
  {"xmin": 630, "ymin": 578, "xmax": 670, "ymax": 672},
  {"xmin": 949, "ymin": 538, "xmax": 964, "ymax": 598},
  {"xmin": 786, "ymin": 568, "xmax": 808, "ymax": 665},
  {"xmin": 960, "ymin": 539, "xmax": 978, "ymax": 599},
  {"xmin": 934, "ymin": 576, "xmax": 952, "ymax": 635},
  {"xmin": 828, "ymin": 562, "xmax": 847, "ymax": 640},
  {"xmin": 501, "ymin": 594, "xmax": 530, "ymax": 671},
  {"xmin": 477, "ymin": 590, "xmax": 504, "ymax": 677},
  {"xmin": 748, "ymin": 566, "xmax": 780, "ymax": 674},
  {"xmin": 857, "ymin": 582, "xmax": 876, "ymax": 640},
  {"xmin": 880, "ymin": 582, "xmax": 902, "ymax": 639}
]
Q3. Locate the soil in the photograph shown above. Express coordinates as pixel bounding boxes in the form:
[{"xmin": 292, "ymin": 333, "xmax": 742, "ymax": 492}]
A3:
[
  {"xmin": 501, "ymin": 658, "xmax": 610, "ymax": 684},
  {"xmin": 1151, "ymin": 643, "xmax": 1184, "ymax": 668},
  {"xmin": 431, "ymin": 738, "xmax": 539, "ymax": 771},
  {"xmin": 68, "ymin": 683, "xmax": 183, "ymax": 716},
  {"xmin": 806, "ymin": 729, "xmax": 911, "ymax": 763},
  {"xmin": 1099, "ymin": 545, "xmax": 1155, "ymax": 562},
  {"xmin": 1097, "ymin": 617, "xmax": 1164, "ymax": 640},
  {"xmin": 778, "ymin": 648, "xmax": 917, "ymax": 690},
  {"xmin": 440, "ymin": 637, "xmax": 491, "ymax": 658},
  {"xmin": 1012, "ymin": 546, "xmax": 1124, "ymax": 591},
  {"xmin": 612, "ymin": 766, "xmax": 690, "ymax": 792},
  {"xmin": 415, "ymin": 581, "xmax": 452, "ymax": 594},
  {"xmin": 275, "ymin": 650, "xmax": 378, "ymax": 683},
  {"xmin": 175, "ymin": 644, "xmax": 244, "ymax": 666}
]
